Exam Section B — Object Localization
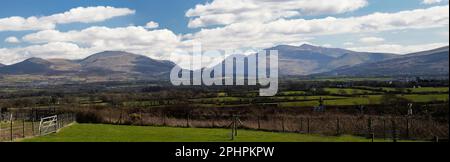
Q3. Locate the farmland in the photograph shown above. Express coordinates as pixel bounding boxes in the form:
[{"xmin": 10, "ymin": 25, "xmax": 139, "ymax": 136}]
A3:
[
  {"xmin": 1, "ymin": 78, "xmax": 449, "ymax": 142},
  {"xmin": 23, "ymin": 124, "xmax": 409, "ymax": 142}
]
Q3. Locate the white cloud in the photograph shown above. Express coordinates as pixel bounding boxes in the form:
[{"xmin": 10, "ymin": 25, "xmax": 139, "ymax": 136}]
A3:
[
  {"xmin": 343, "ymin": 42, "xmax": 354, "ymax": 46},
  {"xmin": 359, "ymin": 37, "xmax": 385, "ymax": 44},
  {"xmin": 186, "ymin": 0, "xmax": 368, "ymax": 28},
  {"xmin": 4, "ymin": 36, "xmax": 21, "ymax": 43},
  {"xmin": 145, "ymin": 21, "xmax": 159, "ymax": 29},
  {"xmin": 185, "ymin": 5, "xmax": 449, "ymax": 52},
  {"xmin": 348, "ymin": 42, "xmax": 449, "ymax": 54},
  {"xmin": 0, "ymin": 42, "xmax": 89, "ymax": 65},
  {"xmin": 0, "ymin": 6, "xmax": 135, "ymax": 32},
  {"xmin": 423, "ymin": 0, "xmax": 443, "ymax": 4},
  {"xmin": 4, "ymin": 26, "xmax": 180, "ymax": 64},
  {"xmin": 1, "ymin": 4, "xmax": 449, "ymax": 67},
  {"xmin": 0, "ymin": 16, "xmax": 55, "ymax": 31}
]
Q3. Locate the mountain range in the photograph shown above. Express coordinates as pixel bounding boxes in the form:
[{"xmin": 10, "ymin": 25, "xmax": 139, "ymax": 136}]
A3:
[
  {"xmin": 0, "ymin": 44, "xmax": 448, "ymax": 80},
  {"xmin": 267, "ymin": 44, "xmax": 399, "ymax": 75},
  {"xmin": 0, "ymin": 51, "xmax": 175, "ymax": 78},
  {"xmin": 321, "ymin": 46, "xmax": 449, "ymax": 76}
]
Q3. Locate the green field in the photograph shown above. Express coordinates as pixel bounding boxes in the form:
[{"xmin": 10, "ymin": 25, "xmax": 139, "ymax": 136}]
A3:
[
  {"xmin": 22, "ymin": 124, "xmax": 403, "ymax": 142},
  {"xmin": 324, "ymin": 88, "xmax": 377, "ymax": 95}
]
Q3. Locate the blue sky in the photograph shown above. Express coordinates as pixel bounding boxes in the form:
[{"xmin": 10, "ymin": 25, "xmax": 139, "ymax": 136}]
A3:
[{"xmin": 0, "ymin": 0, "xmax": 448, "ymax": 65}]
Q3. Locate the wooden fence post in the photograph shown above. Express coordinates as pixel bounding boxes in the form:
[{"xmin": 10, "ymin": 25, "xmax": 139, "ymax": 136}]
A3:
[
  {"xmin": 139, "ymin": 110, "xmax": 143, "ymax": 126},
  {"xmin": 234, "ymin": 116, "xmax": 238, "ymax": 137},
  {"xmin": 307, "ymin": 118, "xmax": 310, "ymax": 134},
  {"xmin": 383, "ymin": 119, "xmax": 386, "ymax": 140},
  {"xmin": 231, "ymin": 116, "xmax": 236, "ymax": 140},
  {"xmin": 434, "ymin": 136, "xmax": 439, "ymax": 142},
  {"xmin": 22, "ymin": 119, "xmax": 25, "ymax": 138},
  {"xmin": 257, "ymin": 116, "xmax": 261, "ymax": 130},
  {"xmin": 336, "ymin": 118, "xmax": 341, "ymax": 136},
  {"xmin": 406, "ymin": 117, "xmax": 410, "ymax": 139},
  {"xmin": 392, "ymin": 119, "xmax": 397, "ymax": 142},
  {"xmin": 367, "ymin": 117, "xmax": 372, "ymax": 139},
  {"xmin": 300, "ymin": 117, "xmax": 303, "ymax": 133},
  {"xmin": 281, "ymin": 116, "xmax": 285, "ymax": 132},
  {"xmin": 10, "ymin": 117, "xmax": 13, "ymax": 141}
]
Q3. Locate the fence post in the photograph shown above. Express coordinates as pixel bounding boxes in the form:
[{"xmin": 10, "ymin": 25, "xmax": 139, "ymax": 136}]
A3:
[
  {"xmin": 367, "ymin": 117, "xmax": 372, "ymax": 139},
  {"xmin": 406, "ymin": 117, "xmax": 410, "ymax": 139},
  {"xmin": 55, "ymin": 115, "xmax": 58, "ymax": 132},
  {"xmin": 383, "ymin": 119, "xmax": 386, "ymax": 140},
  {"xmin": 234, "ymin": 116, "xmax": 238, "ymax": 137},
  {"xmin": 10, "ymin": 117, "xmax": 13, "ymax": 141},
  {"xmin": 336, "ymin": 118, "xmax": 341, "ymax": 136},
  {"xmin": 281, "ymin": 116, "xmax": 285, "ymax": 132},
  {"xmin": 300, "ymin": 117, "xmax": 303, "ymax": 133},
  {"xmin": 392, "ymin": 119, "xmax": 397, "ymax": 142},
  {"xmin": 22, "ymin": 119, "xmax": 25, "ymax": 138},
  {"xmin": 307, "ymin": 118, "xmax": 310, "ymax": 134},
  {"xmin": 231, "ymin": 116, "xmax": 235, "ymax": 140},
  {"xmin": 257, "ymin": 116, "xmax": 261, "ymax": 130},
  {"xmin": 140, "ymin": 110, "xmax": 143, "ymax": 126}
]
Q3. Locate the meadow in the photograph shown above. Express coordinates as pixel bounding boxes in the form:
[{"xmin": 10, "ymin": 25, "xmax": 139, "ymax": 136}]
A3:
[
  {"xmin": 23, "ymin": 123, "xmax": 408, "ymax": 142},
  {"xmin": 1, "ymin": 79, "xmax": 448, "ymax": 142}
]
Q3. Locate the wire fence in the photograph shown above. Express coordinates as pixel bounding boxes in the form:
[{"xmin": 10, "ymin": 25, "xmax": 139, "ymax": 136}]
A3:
[
  {"xmin": 75, "ymin": 108, "xmax": 449, "ymax": 142},
  {"xmin": 0, "ymin": 111, "xmax": 76, "ymax": 142},
  {"xmin": 1, "ymin": 107, "xmax": 447, "ymax": 142}
]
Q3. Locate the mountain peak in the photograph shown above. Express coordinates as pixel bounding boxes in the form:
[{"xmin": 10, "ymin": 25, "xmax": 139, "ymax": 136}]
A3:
[
  {"xmin": 24, "ymin": 57, "xmax": 51, "ymax": 65},
  {"xmin": 90, "ymin": 51, "xmax": 137, "ymax": 57},
  {"xmin": 299, "ymin": 44, "xmax": 318, "ymax": 49}
]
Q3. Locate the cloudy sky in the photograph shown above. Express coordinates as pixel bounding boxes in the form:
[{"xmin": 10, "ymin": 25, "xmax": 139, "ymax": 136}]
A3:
[{"xmin": 0, "ymin": 0, "xmax": 448, "ymax": 66}]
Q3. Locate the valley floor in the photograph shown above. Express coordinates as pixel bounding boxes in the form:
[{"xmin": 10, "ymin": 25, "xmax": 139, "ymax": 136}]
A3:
[{"xmin": 22, "ymin": 123, "xmax": 415, "ymax": 142}]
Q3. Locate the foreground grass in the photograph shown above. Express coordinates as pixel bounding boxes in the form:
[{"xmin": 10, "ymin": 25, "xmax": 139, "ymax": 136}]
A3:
[{"xmin": 23, "ymin": 124, "xmax": 407, "ymax": 142}]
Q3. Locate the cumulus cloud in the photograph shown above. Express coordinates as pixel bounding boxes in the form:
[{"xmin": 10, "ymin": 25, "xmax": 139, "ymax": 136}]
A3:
[
  {"xmin": 0, "ymin": 6, "xmax": 135, "ymax": 32},
  {"xmin": 0, "ymin": 42, "xmax": 89, "ymax": 65},
  {"xmin": 4, "ymin": 36, "xmax": 21, "ymax": 43},
  {"xmin": 5, "ymin": 26, "xmax": 180, "ymax": 63},
  {"xmin": 145, "ymin": 21, "xmax": 159, "ymax": 29},
  {"xmin": 1, "ymin": 4, "xmax": 449, "ymax": 66},
  {"xmin": 185, "ymin": 5, "xmax": 449, "ymax": 51},
  {"xmin": 0, "ymin": 16, "xmax": 55, "ymax": 31},
  {"xmin": 186, "ymin": 0, "xmax": 368, "ymax": 28},
  {"xmin": 423, "ymin": 0, "xmax": 443, "ymax": 4}
]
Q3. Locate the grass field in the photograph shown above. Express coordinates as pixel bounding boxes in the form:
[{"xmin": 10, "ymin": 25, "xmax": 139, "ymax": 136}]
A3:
[
  {"xmin": 22, "ymin": 124, "xmax": 410, "ymax": 142},
  {"xmin": 324, "ymin": 88, "xmax": 377, "ymax": 95}
]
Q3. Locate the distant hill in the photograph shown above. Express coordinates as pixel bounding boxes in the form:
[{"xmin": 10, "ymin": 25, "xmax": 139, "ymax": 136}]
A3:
[
  {"xmin": 0, "ymin": 63, "xmax": 4, "ymax": 67},
  {"xmin": 321, "ymin": 46, "xmax": 449, "ymax": 76},
  {"xmin": 79, "ymin": 51, "xmax": 175, "ymax": 76},
  {"xmin": 0, "ymin": 58, "xmax": 56, "ymax": 74},
  {"xmin": 0, "ymin": 51, "xmax": 175, "ymax": 77},
  {"xmin": 207, "ymin": 44, "xmax": 398, "ymax": 76},
  {"xmin": 1, "ymin": 45, "xmax": 448, "ymax": 80}
]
